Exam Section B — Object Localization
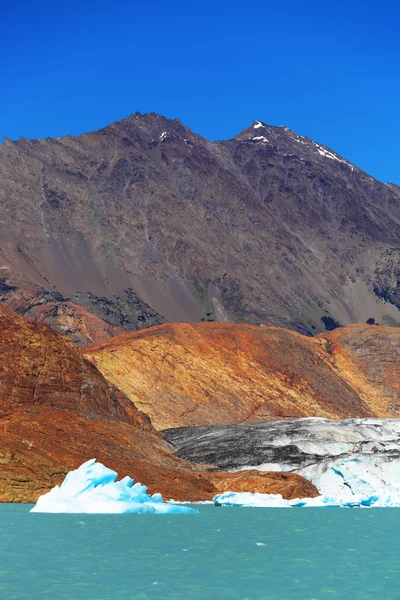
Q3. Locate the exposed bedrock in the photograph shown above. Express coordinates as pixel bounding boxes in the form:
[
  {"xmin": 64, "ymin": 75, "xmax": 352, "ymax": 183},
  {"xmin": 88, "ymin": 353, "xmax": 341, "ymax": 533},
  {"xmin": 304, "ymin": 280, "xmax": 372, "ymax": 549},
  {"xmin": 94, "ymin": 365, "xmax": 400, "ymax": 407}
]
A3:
[
  {"xmin": 0, "ymin": 303, "xmax": 212, "ymax": 502},
  {"xmin": 207, "ymin": 470, "xmax": 319, "ymax": 499},
  {"xmin": 84, "ymin": 322, "xmax": 400, "ymax": 430}
]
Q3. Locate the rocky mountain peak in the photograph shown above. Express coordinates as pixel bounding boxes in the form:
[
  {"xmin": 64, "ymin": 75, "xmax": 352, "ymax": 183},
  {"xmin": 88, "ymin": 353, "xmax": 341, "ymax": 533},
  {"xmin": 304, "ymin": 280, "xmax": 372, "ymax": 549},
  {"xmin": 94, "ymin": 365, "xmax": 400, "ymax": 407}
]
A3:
[
  {"xmin": 230, "ymin": 119, "xmax": 359, "ymax": 173},
  {"xmin": 102, "ymin": 111, "xmax": 195, "ymax": 147}
]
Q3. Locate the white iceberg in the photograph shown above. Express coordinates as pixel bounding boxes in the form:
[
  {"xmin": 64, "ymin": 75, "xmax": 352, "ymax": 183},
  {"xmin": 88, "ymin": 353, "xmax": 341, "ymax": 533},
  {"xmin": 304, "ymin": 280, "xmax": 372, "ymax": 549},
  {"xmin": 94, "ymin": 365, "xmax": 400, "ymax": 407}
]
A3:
[
  {"xmin": 214, "ymin": 492, "xmax": 293, "ymax": 508},
  {"xmin": 213, "ymin": 455, "xmax": 400, "ymax": 508},
  {"xmin": 213, "ymin": 492, "xmax": 392, "ymax": 508},
  {"xmin": 31, "ymin": 459, "xmax": 199, "ymax": 514}
]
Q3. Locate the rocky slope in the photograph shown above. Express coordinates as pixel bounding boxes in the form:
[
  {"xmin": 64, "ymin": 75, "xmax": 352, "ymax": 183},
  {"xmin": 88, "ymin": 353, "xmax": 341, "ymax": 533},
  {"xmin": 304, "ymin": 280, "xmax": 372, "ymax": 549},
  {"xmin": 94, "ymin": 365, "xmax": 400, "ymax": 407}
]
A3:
[
  {"xmin": 0, "ymin": 113, "xmax": 399, "ymax": 339},
  {"xmin": 0, "ymin": 305, "xmax": 314, "ymax": 502},
  {"xmin": 207, "ymin": 470, "xmax": 318, "ymax": 500},
  {"xmin": 0, "ymin": 304, "xmax": 205, "ymax": 501},
  {"xmin": 318, "ymin": 324, "xmax": 400, "ymax": 415},
  {"xmin": 0, "ymin": 275, "xmax": 164, "ymax": 346},
  {"xmin": 0, "ymin": 278, "xmax": 123, "ymax": 345},
  {"xmin": 84, "ymin": 322, "xmax": 400, "ymax": 430}
]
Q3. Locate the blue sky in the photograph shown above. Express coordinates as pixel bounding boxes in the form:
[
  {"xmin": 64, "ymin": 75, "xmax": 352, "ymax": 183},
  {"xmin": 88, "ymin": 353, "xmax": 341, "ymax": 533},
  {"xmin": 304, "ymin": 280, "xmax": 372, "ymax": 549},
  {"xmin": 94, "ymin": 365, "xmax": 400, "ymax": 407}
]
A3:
[{"xmin": 1, "ymin": 0, "xmax": 399, "ymax": 183}]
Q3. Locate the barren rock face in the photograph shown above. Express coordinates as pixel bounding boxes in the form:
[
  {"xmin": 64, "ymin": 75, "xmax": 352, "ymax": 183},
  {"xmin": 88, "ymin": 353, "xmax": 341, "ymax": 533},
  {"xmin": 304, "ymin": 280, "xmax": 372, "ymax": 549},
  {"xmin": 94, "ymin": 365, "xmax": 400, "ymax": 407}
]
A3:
[
  {"xmin": 0, "ymin": 276, "xmax": 163, "ymax": 346},
  {"xmin": 317, "ymin": 325, "xmax": 400, "ymax": 416},
  {"xmin": 0, "ymin": 305, "xmax": 214, "ymax": 502},
  {"xmin": 0, "ymin": 113, "xmax": 399, "ymax": 338},
  {"xmin": 84, "ymin": 322, "xmax": 400, "ymax": 430},
  {"xmin": 206, "ymin": 471, "xmax": 319, "ymax": 500},
  {"xmin": 0, "ymin": 280, "xmax": 123, "ymax": 346}
]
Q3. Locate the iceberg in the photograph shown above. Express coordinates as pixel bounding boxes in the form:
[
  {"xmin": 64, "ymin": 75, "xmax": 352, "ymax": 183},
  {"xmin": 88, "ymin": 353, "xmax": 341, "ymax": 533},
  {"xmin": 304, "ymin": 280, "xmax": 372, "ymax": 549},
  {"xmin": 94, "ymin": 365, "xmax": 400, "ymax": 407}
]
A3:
[
  {"xmin": 214, "ymin": 492, "xmax": 292, "ymax": 508},
  {"xmin": 213, "ymin": 492, "xmax": 394, "ymax": 508},
  {"xmin": 213, "ymin": 455, "xmax": 400, "ymax": 508},
  {"xmin": 31, "ymin": 459, "xmax": 199, "ymax": 514}
]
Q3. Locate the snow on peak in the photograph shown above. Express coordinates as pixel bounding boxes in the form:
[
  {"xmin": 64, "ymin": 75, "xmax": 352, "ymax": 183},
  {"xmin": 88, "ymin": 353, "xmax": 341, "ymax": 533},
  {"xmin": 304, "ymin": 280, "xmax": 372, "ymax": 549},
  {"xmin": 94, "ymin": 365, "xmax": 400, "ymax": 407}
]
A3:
[
  {"xmin": 253, "ymin": 120, "xmax": 265, "ymax": 129},
  {"xmin": 286, "ymin": 130, "xmax": 306, "ymax": 145},
  {"xmin": 252, "ymin": 136, "xmax": 269, "ymax": 143},
  {"xmin": 159, "ymin": 131, "xmax": 167, "ymax": 141},
  {"xmin": 314, "ymin": 143, "xmax": 343, "ymax": 162},
  {"xmin": 312, "ymin": 142, "xmax": 355, "ymax": 170}
]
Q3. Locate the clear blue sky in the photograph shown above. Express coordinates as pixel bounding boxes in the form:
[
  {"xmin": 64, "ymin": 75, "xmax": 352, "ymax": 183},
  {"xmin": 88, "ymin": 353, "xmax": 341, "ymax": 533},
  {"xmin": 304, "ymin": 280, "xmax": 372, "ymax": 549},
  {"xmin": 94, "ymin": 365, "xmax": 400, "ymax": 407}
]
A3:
[{"xmin": 1, "ymin": 0, "xmax": 399, "ymax": 183}]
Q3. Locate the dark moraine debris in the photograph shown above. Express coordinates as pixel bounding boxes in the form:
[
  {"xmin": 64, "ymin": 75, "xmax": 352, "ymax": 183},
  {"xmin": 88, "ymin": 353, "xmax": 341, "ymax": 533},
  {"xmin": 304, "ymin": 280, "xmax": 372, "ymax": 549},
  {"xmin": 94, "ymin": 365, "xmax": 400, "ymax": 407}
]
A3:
[{"xmin": 163, "ymin": 418, "xmax": 400, "ymax": 472}]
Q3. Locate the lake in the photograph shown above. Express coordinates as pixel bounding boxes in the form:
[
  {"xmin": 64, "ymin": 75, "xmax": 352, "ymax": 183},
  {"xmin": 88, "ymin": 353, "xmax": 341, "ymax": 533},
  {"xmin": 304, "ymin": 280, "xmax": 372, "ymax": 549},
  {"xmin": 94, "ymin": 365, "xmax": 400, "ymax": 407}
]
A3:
[{"xmin": 1, "ymin": 504, "xmax": 399, "ymax": 599}]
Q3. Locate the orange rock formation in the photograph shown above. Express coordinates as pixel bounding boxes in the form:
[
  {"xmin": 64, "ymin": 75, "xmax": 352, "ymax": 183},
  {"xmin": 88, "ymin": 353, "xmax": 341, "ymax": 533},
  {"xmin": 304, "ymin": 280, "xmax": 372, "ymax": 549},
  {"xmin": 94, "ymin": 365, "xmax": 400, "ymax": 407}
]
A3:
[
  {"xmin": 316, "ymin": 325, "xmax": 400, "ymax": 416},
  {"xmin": 84, "ymin": 322, "xmax": 400, "ymax": 430},
  {"xmin": 208, "ymin": 471, "xmax": 318, "ymax": 500}
]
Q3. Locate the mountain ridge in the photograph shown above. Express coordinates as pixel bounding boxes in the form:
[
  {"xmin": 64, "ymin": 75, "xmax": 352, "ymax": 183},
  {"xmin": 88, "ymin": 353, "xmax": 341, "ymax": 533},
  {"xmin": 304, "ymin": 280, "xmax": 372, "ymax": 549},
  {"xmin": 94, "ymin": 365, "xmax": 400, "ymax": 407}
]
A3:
[
  {"xmin": 3, "ymin": 112, "xmax": 398, "ymax": 188},
  {"xmin": 0, "ymin": 111, "xmax": 399, "ymax": 341},
  {"xmin": 2, "ymin": 113, "xmax": 389, "ymax": 183}
]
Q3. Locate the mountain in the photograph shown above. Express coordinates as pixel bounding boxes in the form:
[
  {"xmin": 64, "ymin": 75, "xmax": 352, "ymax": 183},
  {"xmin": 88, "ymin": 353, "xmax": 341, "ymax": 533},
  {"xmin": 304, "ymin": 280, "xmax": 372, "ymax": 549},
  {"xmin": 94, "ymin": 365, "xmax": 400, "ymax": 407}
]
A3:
[
  {"xmin": 0, "ymin": 113, "xmax": 399, "ymax": 341},
  {"xmin": 83, "ymin": 322, "xmax": 400, "ymax": 430}
]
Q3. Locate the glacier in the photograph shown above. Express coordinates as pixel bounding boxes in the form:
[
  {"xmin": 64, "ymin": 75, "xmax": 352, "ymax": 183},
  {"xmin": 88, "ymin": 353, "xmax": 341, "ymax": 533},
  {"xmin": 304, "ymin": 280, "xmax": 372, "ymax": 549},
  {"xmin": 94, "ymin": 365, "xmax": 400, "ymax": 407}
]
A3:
[
  {"xmin": 30, "ymin": 459, "xmax": 199, "ymax": 514},
  {"xmin": 165, "ymin": 418, "xmax": 400, "ymax": 508},
  {"xmin": 213, "ymin": 455, "xmax": 400, "ymax": 508}
]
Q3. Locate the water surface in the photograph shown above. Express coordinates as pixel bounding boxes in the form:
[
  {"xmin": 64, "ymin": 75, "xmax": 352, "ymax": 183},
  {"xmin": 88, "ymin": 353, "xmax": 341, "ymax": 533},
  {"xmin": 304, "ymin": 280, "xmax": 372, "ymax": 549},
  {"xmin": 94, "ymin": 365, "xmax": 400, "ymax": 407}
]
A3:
[{"xmin": 1, "ymin": 504, "xmax": 399, "ymax": 599}]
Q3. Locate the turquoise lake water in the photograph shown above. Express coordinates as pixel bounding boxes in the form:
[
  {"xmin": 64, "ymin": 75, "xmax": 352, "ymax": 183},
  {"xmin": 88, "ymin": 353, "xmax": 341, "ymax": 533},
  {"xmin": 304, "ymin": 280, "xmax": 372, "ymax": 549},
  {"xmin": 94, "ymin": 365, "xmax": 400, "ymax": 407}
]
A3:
[{"xmin": 1, "ymin": 504, "xmax": 400, "ymax": 600}]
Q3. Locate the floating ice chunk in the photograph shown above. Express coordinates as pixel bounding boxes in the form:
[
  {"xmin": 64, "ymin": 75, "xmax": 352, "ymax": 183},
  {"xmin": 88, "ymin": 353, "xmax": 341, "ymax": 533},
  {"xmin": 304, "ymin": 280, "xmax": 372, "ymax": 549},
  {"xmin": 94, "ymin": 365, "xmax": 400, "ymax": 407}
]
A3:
[
  {"xmin": 213, "ymin": 492, "xmax": 400, "ymax": 508},
  {"xmin": 214, "ymin": 492, "xmax": 291, "ymax": 508},
  {"xmin": 31, "ymin": 459, "xmax": 198, "ymax": 515}
]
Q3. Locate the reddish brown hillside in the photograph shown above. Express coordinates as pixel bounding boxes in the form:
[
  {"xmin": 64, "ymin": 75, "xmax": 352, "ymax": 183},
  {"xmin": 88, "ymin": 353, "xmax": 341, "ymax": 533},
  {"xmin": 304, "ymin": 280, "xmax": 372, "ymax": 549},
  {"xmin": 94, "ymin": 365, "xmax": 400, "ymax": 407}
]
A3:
[
  {"xmin": 316, "ymin": 324, "xmax": 400, "ymax": 416},
  {"xmin": 208, "ymin": 471, "xmax": 318, "ymax": 500},
  {"xmin": 84, "ymin": 322, "xmax": 400, "ymax": 430},
  {"xmin": 0, "ymin": 305, "xmax": 210, "ymax": 502}
]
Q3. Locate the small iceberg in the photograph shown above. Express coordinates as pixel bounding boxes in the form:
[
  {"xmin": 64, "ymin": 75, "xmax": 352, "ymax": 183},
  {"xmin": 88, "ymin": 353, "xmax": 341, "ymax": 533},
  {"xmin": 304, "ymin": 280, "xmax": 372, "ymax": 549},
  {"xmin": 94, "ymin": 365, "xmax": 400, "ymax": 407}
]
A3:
[
  {"xmin": 31, "ymin": 459, "xmax": 199, "ymax": 514},
  {"xmin": 213, "ymin": 492, "xmax": 394, "ymax": 508},
  {"xmin": 214, "ymin": 492, "xmax": 292, "ymax": 508}
]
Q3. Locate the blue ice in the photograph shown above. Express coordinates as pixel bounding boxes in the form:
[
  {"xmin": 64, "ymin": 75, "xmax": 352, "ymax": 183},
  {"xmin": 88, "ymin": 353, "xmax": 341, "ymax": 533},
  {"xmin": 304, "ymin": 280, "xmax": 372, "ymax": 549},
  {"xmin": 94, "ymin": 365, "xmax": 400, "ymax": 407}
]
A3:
[{"xmin": 30, "ymin": 459, "xmax": 199, "ymax": 514}]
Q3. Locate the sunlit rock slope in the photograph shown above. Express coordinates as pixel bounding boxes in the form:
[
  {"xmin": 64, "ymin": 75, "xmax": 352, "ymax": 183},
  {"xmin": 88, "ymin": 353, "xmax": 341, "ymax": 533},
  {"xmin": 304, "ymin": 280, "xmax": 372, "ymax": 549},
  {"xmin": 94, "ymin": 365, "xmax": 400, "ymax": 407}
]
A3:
[{"xmin": 84, "ymin": 322, "xmax": 400, "ymax": 430}]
